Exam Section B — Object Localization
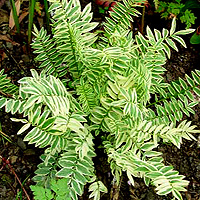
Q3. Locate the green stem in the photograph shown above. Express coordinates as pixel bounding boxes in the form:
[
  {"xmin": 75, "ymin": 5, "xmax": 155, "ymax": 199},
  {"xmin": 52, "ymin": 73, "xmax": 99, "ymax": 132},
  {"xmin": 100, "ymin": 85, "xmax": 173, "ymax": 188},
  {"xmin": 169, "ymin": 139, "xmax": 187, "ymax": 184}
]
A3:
[
  {"xmin": 43, "ymin": 0, "xmax": 50, "ymax": 33},
  {"xmin": 140, "ymin": 6, "xmax": 145, "ymax": 34},
  {"xmin": 28, "ymin": 0, "xmax": 36, "ymax": 44},
  {"xmin": 9, "ymin": 0, "xmax": 20, "ymax": 34}
]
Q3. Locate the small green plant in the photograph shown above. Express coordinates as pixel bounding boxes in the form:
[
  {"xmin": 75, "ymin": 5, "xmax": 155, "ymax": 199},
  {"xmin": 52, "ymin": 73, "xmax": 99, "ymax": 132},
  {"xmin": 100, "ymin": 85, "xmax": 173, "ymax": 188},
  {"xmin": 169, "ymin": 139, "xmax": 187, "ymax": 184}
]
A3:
[
  {"xmin": 30, "ymin": 178, "xmax": 71, "ymax": 200},
  {"xmin": 0, "ymin": 0, "xmax": 199, "ymax": 199},
  {"xmin": 156, "ymin": 0, "xmax": 197, "ymax": 28}
]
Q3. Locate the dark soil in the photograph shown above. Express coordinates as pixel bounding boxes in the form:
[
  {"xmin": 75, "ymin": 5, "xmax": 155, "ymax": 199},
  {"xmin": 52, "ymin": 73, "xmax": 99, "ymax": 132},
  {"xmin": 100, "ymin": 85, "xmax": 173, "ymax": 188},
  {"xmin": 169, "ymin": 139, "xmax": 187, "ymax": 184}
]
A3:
[{"xmin": 0, "ymin": 0, "xmax": 200, "ymax": 200}]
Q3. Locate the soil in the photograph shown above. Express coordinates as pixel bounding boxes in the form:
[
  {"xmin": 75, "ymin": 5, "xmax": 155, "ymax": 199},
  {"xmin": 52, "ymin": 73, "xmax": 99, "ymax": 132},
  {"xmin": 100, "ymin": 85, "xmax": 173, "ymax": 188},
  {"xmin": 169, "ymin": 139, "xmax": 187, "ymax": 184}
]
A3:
[{"xmin": 0, "ymin": 0, "xmax": 200, "ymax": 200}]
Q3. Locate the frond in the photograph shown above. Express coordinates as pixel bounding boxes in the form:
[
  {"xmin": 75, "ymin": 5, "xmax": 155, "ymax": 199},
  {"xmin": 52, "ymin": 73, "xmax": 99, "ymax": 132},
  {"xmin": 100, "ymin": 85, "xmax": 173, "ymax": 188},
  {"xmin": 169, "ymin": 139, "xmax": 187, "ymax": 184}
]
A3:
[
  {"xmin": 32, "ymin": 0, "xmax": 99, "ymax": 79},
  {"xmin": 50, "ymin": 0, "xmax": 98, "ymax": 78},
  {"xmin": 0, "ymin": 97, "xmax": 24, "ymax": 115},
  {"xmin": 112, "ymin": 119, "xmax": 199, "ymax": 153},
  {"xmin": 56, "ymin": 140, "xmax": 96, "ymax": 200},
  {"xmin": 0, "ymin": 69, "xmax": 19, "ymax": 96},
  {"xmin": 5, "ymin": 69, "xmax": 98, "ymax": 199},
  {"xmin": 32, "ymin": 148, "xmax": 60, "ymax": 185},
  {"xmin": 76, "ymin": 78, "xmax": 98, "ymax": 114},
  {"xmin": 32, "ymin": 134, "xmax": 97, "ymax": 200},
  {"xmin": 18, "ymin": 69, "xmax": 70, "ymax": 116},
  {"xmin": 103, "ymin": 0, "xmax": 143, "ymax": 34},
  {"xmin": 107, "ymin": 145, "xmax": 189, "ymax": 198},
  {"xmin": 32, "ymin": 26, "xmax": 64, "ymax": 77},
  {"xmin": 129, "ymin": 153, "xmax": 189, "ymax": 198},
  {"xmin": 147, "ymin": 70, "xmax": 200, "ymax": 125},
  {"xmin": 0, "ymin": 70, "xmax": 87, "ymax": 151},
  {"xmin": 135, "ymin": 20, "xmax": 195, "ymax": 86}
]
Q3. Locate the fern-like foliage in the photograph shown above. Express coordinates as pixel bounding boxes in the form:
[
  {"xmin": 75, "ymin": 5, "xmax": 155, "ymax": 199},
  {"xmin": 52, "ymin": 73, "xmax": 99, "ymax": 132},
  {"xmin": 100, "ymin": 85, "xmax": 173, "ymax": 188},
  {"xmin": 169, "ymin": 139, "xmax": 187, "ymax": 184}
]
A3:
[
  {"xmin": 76, "ymin": 77, "xmax": 98, "ymax": 114},
  {"xmin": 147, "ymin": 69, "xmax": 200, "ymax": 125},
  {"xmin": 103, "ymin": 0, "xmax": 144, "ymax": 34},
  {"xmin": 0, "ymin": 69, "xmax": 18, "ymax": 96},
  {"xmin": 32, "ymin": 0, "xmax": 99, "ymax": 78},
  {"xmin": 0, "ymin": 69, "xmax": 100, "ymax": 200},
  {"xmin": 0, "ymin": 0, "xmax": 199, "ymax": 200}
]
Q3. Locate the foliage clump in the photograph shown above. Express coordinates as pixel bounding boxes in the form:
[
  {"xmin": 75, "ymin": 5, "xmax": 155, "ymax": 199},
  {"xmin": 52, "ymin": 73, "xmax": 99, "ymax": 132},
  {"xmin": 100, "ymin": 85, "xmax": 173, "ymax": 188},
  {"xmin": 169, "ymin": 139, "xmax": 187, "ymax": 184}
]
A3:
[
  {"xmin": 0, "ymin": 0, "xmax": 199, "ymax": 199},
  {"xmin": 31, "ymin": 178, "xmax": 71, "ymax": 200},
  {"xmin": 156, "ymin": 0, "xmax": 198, "ymax": 28}
]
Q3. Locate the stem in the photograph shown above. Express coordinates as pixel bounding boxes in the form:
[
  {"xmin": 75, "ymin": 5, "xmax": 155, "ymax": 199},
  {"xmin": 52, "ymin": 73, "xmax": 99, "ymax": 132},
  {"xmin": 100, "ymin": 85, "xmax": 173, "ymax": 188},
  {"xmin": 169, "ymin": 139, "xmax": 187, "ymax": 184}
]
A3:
[
  {"xmin": 28, "ymin": 0, "xmax": 36, "ymax": 44},
  {"xmin": 0, "ymin": 130, "xmax": 12, "ymax": 143},
  {"xmin": 111, "ymin": 185, "xmax": 120, "ymax": 200},
  {"xmin": 140, "ymin": 6, "xmax": 145, "ymax": 34},
  {"xmin": 8, "ymin": 164, "xmax": 31, "ymax": 200},
  {"xmin": 3, "ymin": 44, "xmax": 24, "ymax": 72},
  {"xmin": 110, "ymin": 177, "xmax": 121, "ymax": 200},
  {"xmin": 9, "ymin": 0, "xmax": 20, "ymax": 34},
  {"xmin": 0, "ymin": 156, "xmax": 31, "ymax": 200},
  {"xmin": 43, "ymin": 0, "xmax": 50, "ymax": 33}
]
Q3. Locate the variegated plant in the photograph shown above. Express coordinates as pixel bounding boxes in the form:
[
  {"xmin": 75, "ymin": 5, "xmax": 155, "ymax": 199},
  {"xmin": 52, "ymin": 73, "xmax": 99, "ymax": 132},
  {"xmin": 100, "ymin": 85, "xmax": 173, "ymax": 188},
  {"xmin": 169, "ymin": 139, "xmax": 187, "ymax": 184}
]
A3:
[{"xmin": 0, "ymin": 0, "xmax": 199, "ymax": 199}]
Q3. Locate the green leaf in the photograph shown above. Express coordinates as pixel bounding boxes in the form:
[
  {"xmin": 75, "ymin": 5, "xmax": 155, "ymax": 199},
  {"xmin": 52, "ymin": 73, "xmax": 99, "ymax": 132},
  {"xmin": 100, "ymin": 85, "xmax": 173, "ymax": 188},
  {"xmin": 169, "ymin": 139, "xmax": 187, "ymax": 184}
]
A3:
[
  {"xmin": 89, "ymin": 181, "xmax": 107, "ymax": 200},
  {"xmin": 185, "ymin": 90, "xmax": 194, "ymax": 101},
  {"xmin": 74, "ymin": 170, "xmax": 87, "ymax": 184},
  {"xmin": 98, "ymin": 181, "xmax": 108, "ymax": 193},
  {"xmin": 76, "ymin": 163, "xmax": 91, "ymax": 175},
  {"xmin": 144, "ymin": 151, "xmax": 163, "ymax": 157},
  {"xmin": 56, "ymin": 168, "xmax": 73, "ymax": 178},
  {"xmin": 140, "ymin": 142, "xmax": 158, "ymax": 151},
  {"xmin": 146, "ymin": 171, "xmax": 163, "ymax": 179},
  {"xmin": 174, "ymin": 29, "xmax": 195, "ymax": 35},
  {"xmin": 136, "ymin": 166, "xmax": 150, "ymax": 172},
  {"xmin": 157, "ymin": 186, "xmax": 172, "ymax": 196},
  {"xmin": 154, "ymin": 29, "xmax": 162, "ymax": 42},
  {"xmin": 146, "ymin": 26, "xmax": 155, "ymax": 42},
  {"xmin": 179, "ymin": 78, "xmax": 188, "ymax": 90},
  {"xmin": 69, "ymin": 188, "xmax": 78, "ymax": 200},
  {"xmin": 30, "ymin": 185, "xmax": 54, "ymax": 200},
  {"xmin": 71, "ymin": 179, "xmax": 83, "ymax": 196},
  {"xmin": 170, "ymin": 17, "xmax": 176, "ymax": 35},
  {"xmin": 185, "ymin": 74, "xmax": 195, "ymax": 87},
  {"xmin": 35, "ymin": 167, "xmax": 50, "ymax": 175},
  {"xmin": 0, "ymin": 98, "xmax": 7, "ymax": 108},
  {"xmin": 81, "ymin": 22, "xmax": 99, "ymax": 33},
  {"xmin": 162, "ymin": 28, "xmax": 169, "ymax": 38},
  {"xmin": 191, "ymin": 71, "xmax": 200, "ymax": 84},
  {"xmin": 165, "ymin": 38, "xmax": 178, "ymax": 51},
  {"xmin": 59, "ymin": 160, "xmax": 75, "ymax": 168},
  {"xmin": 172, "ymin": 82, "xmax": 181, "ymax": 93},
  {"xmin": 193, "ymin": 87, "xmax": 200, "ymax": 96},
  {"xmin": 172, "ymin": 189, "xmax": 183, "ymax": 200},
  {"xmin": 138, "ymin": 32, "xmax": 149, "ymax": 48},
  {"xmin": 190, "ymin": 31, "xmax": 200, "ymax": 44},
  {"xmin": 159, "ymin": 166, "xmax": 173, "ymax": 173},
  {"xmin": 17, "ymin": 123, "xmax": 31, "ymax": 135},
  {"xmin": 41, "ymin": 117, "xmax": 55, "ymax": 130},
  {"xmin": 5, "ymin": 99, "xmax": 14, "ymax": 113},
  {"xmin": 171, "ymin": 35, "xmax": 186, "ymax": 48},
  {"xmin": 162, "ymin": 43, "xmax": 171, "ymax": 58}
]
